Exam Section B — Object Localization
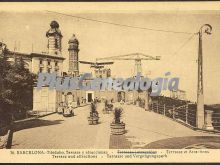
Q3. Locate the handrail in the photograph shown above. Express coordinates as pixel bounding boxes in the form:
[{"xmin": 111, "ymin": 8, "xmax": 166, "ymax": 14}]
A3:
[{"xmin": 150, "ymin": 102, "xmax": 197, "ymax": 128}]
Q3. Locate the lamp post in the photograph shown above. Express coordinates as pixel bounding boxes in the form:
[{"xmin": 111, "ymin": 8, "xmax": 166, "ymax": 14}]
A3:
[{"xmin": 197, "ymin": 24, "xmax": 212, "ymax": 129}]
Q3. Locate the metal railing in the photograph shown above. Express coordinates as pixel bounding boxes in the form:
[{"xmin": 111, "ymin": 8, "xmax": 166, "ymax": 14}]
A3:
[
  {"xmin": 149, "ymin": 102, "xmax": 220, "ymax": 132},
  {"xmin": 150, "ymin": 102, "xmax": 197, "ymax": 128},
  {"xmin": 211, "ymin": 112, "xmax": 220, "ymax": 131}
]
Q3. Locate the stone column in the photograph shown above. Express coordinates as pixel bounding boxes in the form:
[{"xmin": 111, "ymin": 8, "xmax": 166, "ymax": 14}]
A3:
[
  {"xmin": 197, "ymin": 95, "xmax": 205, "ymax": 129},
  {"xmin": 43, "ymin": 60, "xmax": 48, "ymax": 72},
  {"xmin": 204, "ymin": 110, "xmax": 214, "ymax": 130},
  {"xmin": 145, "ymin": 91, "xmax": 149, "ymax": 111},
  {"xmin": 62, "ymin": 93, "xmax": 65, "ymax": 103}
]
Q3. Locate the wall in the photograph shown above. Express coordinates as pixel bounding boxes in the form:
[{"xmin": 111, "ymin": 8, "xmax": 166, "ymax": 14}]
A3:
[
  {"xmin": 31, "ymin": 56, "xmax": 63, "ymax": 76},
  {"xmin": 31, "ymin": 57, "xmax": 40, "ymax": 74},
  {"xmin": 33, "ymin": 87, "xmax": 59, "ymax": 112}
]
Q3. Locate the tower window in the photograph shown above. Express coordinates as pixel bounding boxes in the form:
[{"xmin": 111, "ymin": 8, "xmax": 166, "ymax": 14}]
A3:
[
  {"xmin": 40, "ymin": 59, "xmax": 43, "ymax": 64},
  {"xmin": 55, "ymin": 38, "xmax": 58, "ymax": 48},
  {"xmin": 55, "ymin": 61, "xmax": 58, "ymax": 66},
  {"xmin": 48, "ymin": 60, "xmax": 51, "ymax": 65}
]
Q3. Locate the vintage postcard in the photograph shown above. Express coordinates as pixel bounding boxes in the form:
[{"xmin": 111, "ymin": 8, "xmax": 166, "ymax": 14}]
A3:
[{"xmin": 0, "ymin": 2, "xmax": 220, "ymax": 163}]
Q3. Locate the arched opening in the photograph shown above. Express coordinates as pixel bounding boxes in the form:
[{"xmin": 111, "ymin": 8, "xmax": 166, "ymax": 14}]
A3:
[
  {"xmin": 117, "ymin": 91, "xmax": 125, "ymax": 102},
  {"xmin": 66, "ymin": 92, "xmax": 74, "ymax": 104}
]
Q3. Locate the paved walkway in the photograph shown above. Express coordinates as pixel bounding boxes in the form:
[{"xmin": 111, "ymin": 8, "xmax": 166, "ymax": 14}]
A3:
[
  {"xmin": 11, "ymin": 103, "xmax": 220, "ymax": 149},
  {"xmin": 121, "ymin": 104, "xmax": 220, "ymax": 149},
  {"xmin": 12, "ymin": 104, "xmax": 111, "ymax": 149}
]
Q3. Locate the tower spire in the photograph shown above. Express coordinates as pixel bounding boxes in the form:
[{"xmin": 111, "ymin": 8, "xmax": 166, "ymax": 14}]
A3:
[
  {"xmin": 68, "ymin": 34, "xmax": 79, "ymax": 76},
  {"xmin": 46, "ymin": 20, "xmax": 63, "ymax": 55}
]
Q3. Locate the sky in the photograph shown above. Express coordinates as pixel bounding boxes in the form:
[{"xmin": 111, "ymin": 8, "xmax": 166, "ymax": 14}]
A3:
[{"xmin": 0, "ymin": 3, "xmax": 220, "ymax": 104}]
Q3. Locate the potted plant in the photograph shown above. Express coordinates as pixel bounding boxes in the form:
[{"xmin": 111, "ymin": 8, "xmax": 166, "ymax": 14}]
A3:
[
  {"xmin": 63, "ymin": 101, "xmax": 75, "ymax": 117},
  {"xmin": 63, "ymin": 105, "xmax": 74, "ymax": 117},
  {"xmin": 88, "ymin": 102, "xmax": 99, "ymax": 125},
  {"xmin": 103, "ymin": 100, "xmax": 113, "ymax": 114},
  {"xmin": 110, "ymin": 107, "xmax": 125, "ymax": 135},
  {"xmin": 57, "ymin": 102, "xmax": 64, "ymax": 114}
]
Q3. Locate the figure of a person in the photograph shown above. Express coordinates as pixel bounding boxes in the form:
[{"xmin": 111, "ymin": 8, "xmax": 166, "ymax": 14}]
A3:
[
  {"xmin": 77, "ymin": 97, "xmax": 80, "ymax": 106},
  {"xmin": 105, "ymin": 100, "xmax": 108, "ymax": 108},
  {"xmin": 82, "ymin": 97, "xmax": 84, "ymax": 103}
]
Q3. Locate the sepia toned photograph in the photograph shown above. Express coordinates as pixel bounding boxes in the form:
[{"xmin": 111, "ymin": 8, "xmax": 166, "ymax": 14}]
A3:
[{"xmin": 1, "ymin": 2, "xmax": 220, "ymax": 154}]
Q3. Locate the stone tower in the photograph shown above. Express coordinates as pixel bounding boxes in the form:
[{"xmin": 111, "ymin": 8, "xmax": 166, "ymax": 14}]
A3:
[
  {"xmin": 46, "ymin": 20, "xmax": 63, "ymax": 55},
  {"xmin": 68, "ymin": 34, "xmax": 79, "ymax": 76}
]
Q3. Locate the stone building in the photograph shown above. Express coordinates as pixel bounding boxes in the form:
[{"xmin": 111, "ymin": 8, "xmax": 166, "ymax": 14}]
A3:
[
  {"xmin": 32, "ymin": 20, "xmax": 65, "ymax": 76},
  {"xmin": 68, "ymin": 34, "xmax": 80, "ymax": 77},
  {"xmin": 46, "ymin": 20, "xmax": 63, "ymax": 56},
  {"xmin": 0, "ymin": 20, "xmax": 149, "ymax": 113},
  {"xmin": 1, "ymin": 20, "xmax": 149, "ymax": 113},
  {"xmin": 94, "ymin": 68, "xmax": 111, "ymax": 78},
  {"xmin": 0, "ymin": 20, "xmax": 65, "ymax": 76},
  {"xmin": 0, "ymin": 21, "xmax": 66, "ymax": 113}
]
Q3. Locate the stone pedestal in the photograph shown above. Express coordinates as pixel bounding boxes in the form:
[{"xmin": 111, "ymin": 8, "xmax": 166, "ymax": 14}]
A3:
[
  {"xmin": 197, "ymin": 94, "xmax": 205, "ymax": 129},
  {"xmin": 204, "ymin": 110, "xmax": 214, "ymax": 130},
  {"xmin": 136, "ymin": 101, "xmax": 140, "ymax": 107},
  {"xmin": 145, "ymin": 91, "xmax": 149, "ymax": 111}
]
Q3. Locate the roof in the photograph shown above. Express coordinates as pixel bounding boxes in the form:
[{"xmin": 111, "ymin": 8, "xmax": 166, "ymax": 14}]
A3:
[
  {"xmin": 68, "ymin": 34, "xmax": 79, "ymax": 44},
  {"xmin": 8, "ymin": 50, "xmax": 30, "ymax": 56},
  {"xmin": 31, "ymin": 52, "xmax": 65, "ymax": 60},
  {"xmin": 7, "ymin": 51, "xmax": 65, "ymax": 60},
  {"xmin": 7, "ymin": 51, "xmax": 31, "ymax": 59},
  {"xmin": 46, "ymin": 21, "xmax": 63, "ymax": 38},
  {"xmin": 50, "ymin": 20, "xmax": 59, "ymax": 29}
]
